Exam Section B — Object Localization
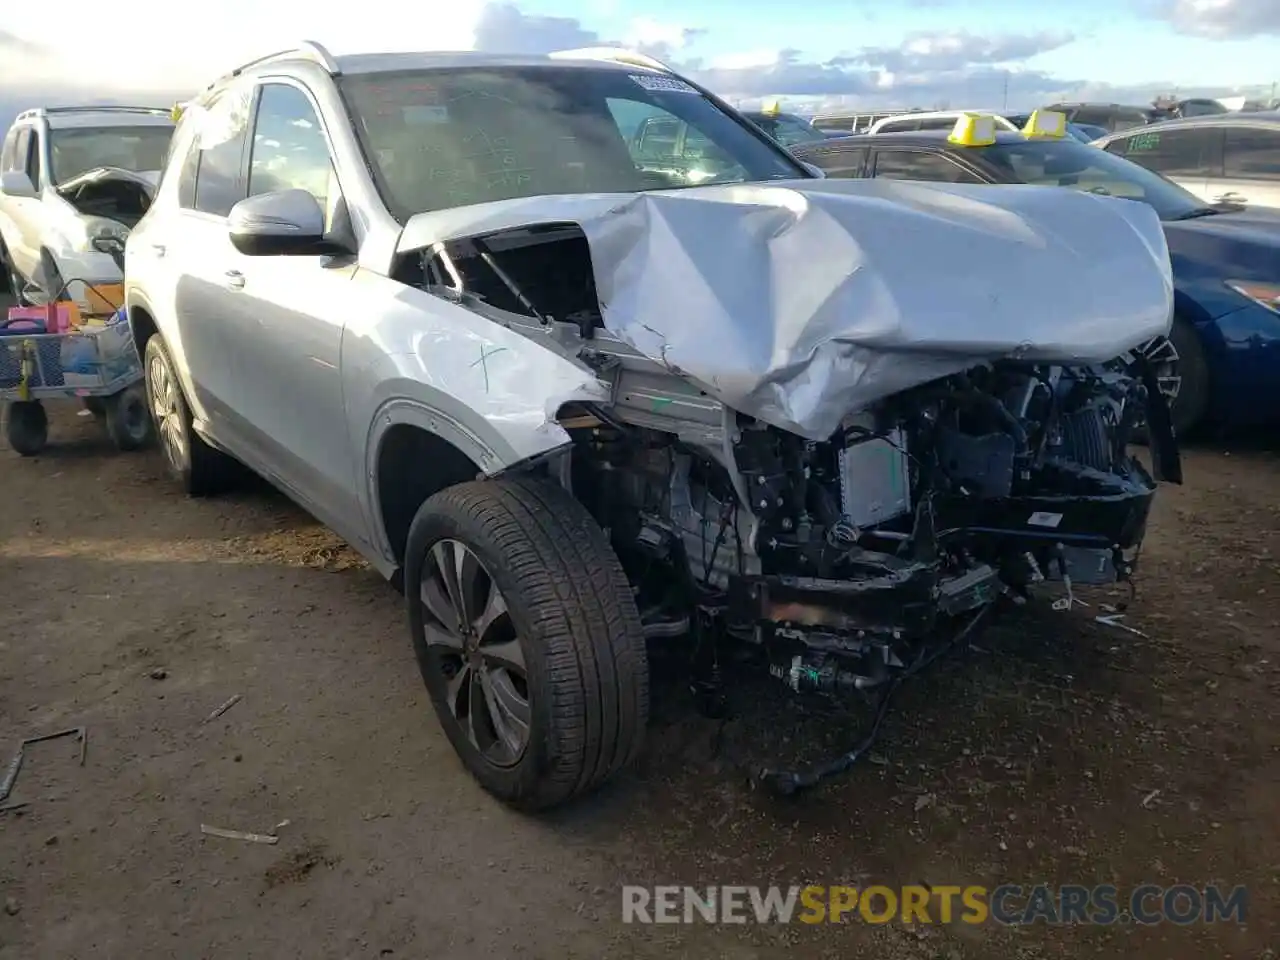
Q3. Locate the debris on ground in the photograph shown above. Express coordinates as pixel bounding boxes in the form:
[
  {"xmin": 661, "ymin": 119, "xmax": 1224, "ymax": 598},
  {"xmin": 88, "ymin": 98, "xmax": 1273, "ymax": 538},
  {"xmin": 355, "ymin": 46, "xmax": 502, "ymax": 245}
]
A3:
[
  {"xmin": 199, "ymin": 824, "xmax": 279, "ymax": 845},
  {"xmin": 203, "ymin": 695, "xmax": 243, "ymax": 724}
]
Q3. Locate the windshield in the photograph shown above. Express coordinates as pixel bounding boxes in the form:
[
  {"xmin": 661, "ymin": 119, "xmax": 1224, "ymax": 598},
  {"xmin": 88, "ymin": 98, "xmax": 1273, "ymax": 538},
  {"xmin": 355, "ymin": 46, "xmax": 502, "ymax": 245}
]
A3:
[
  {"xmin": 339, "ymin": 67, "xmax": 804, "ymax": 221},
  {"xmin": 980, "ymin": 138, "xmax": 1208, "ymax": 220},
  {"xmin": 49, "ymin": 125, "xmax": 173, "ymax": 185},
  {"xmin": 744, "ymin": 113, "xmax": 828, "ymax": 147}
]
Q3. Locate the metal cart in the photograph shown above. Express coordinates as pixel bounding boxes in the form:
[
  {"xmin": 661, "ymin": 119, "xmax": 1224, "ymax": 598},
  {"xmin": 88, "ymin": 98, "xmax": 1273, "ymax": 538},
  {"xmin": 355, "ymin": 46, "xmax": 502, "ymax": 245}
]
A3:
[{"xmin": 0, "ymin": 312, "xmax": 153, "ymax": 457}]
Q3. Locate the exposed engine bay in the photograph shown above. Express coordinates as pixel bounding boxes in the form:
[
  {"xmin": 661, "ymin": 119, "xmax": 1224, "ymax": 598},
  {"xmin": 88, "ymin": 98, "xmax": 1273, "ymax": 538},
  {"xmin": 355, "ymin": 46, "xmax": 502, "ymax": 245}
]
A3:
[{"xmin": 400, "ymin": 211, "xmax": 1182, "ymax": 793}]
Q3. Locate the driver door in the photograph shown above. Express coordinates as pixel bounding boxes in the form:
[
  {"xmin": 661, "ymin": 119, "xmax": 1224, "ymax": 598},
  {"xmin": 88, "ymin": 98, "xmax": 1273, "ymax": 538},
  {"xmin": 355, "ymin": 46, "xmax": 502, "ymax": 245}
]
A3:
[{"xmin": 214, "ymin": 80, "xmax": 360, "ymax": 524}]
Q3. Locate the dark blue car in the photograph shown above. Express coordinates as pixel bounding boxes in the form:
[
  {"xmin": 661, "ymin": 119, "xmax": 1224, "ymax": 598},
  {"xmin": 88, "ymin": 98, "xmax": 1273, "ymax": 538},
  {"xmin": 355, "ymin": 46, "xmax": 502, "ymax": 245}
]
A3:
[{"xmin": 791, "ymin": 129, "xmax": 1280, "ymax": 433}]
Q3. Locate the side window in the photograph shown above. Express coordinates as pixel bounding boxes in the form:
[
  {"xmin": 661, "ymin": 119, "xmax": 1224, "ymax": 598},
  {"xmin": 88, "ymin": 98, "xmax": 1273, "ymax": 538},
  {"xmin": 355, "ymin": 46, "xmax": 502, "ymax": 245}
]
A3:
[
  {"xmin": 872, "ymin": 150, "xmax": 982, "ymax": 183},
  {"xmin": 192, "ymin": 87, "xmax": 253, "ymax": 217},
  {"xmin": 0, "ymin": 128, "xmax": 16, "ymax": 172},
  {"xmin": 248, "ymin": 83, "xmax": 339, "ymax": 215},
  {"xmin": 877, "ymin": 119, "xmax": 917, "ymax": 133},
  {"xmin": 27, "ymin": 129, "xmax": 44, "ymax": 189},
  {"xmin": 916, "ymin": 117, "xmax": 958, "ymax": 131},
  {"xmin": 1108, "ymin": 129, "xmax": 1212, "ymax": 177},
  {"xmin": 13, "ymin": 129, "xmax": 34, "ymax": 185},
  {"xmin": 809, "ymin": 147, "xmax": 867, "ymax": 178},
  {"xmin": 1223, "ymin": 128, "xmax": 1280, "ymax": 180}
]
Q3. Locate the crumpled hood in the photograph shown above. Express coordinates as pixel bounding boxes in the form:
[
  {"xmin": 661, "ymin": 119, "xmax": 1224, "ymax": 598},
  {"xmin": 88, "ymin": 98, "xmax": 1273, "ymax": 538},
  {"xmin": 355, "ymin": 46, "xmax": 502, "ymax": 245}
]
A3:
[
  {"xmin": 400, "ymin": 177, "xmax": 1174, "ymax": 440},
  {"xmin": 56, "ymin": 166, "xmax": 160, "ymax": 197}
]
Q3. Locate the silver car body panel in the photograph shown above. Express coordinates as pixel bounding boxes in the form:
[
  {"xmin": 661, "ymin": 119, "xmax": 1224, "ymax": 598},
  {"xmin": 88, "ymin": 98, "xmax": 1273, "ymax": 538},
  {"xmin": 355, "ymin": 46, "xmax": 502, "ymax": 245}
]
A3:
[{"xmin": 399, "ymin": 178, "xmax": 1174, "ymax": 441}]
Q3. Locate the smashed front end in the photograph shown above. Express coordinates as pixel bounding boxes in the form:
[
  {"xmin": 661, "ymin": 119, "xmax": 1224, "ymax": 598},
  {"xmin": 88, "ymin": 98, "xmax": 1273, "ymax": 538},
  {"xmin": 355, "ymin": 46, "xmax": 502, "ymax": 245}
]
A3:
[{"xmin": 396, "ymin": 177, "xmax": 1181, "ymax": 786}]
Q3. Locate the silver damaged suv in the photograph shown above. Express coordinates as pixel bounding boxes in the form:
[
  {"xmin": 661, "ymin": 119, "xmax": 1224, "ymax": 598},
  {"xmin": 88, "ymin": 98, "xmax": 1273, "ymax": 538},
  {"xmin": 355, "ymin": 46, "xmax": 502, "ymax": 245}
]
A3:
[{"xmin": 125, "ymin": 43, "xmax": 1181, "ymax": 808}]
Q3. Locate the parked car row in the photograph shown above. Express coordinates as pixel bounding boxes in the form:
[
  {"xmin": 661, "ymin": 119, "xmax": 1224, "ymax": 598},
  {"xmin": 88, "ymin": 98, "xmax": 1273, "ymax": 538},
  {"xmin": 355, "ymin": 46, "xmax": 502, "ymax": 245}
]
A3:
[
  {"xmin": 790, "ymin": 117, "xmax": 1280, "ymax": 435},
  {"xmin": 0, "ymin": 47, "xmax": 1257, "ymax": 813}
]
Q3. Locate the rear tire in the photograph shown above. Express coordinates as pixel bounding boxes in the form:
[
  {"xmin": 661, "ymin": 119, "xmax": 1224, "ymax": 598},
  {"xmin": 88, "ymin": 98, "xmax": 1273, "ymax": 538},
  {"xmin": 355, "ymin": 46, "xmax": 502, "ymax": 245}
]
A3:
[
  {"xmin": 405, "ymin": 476, "xmax": 649, "ymax": 811},
  {"xmin": 143, "ymin": 335, "xmax": 238, "ymax": 495},
  {"xmin": 5, "ymin": 401, "xmax": 48, "ymax": 456},
  {"xmin": 1168, "ymin": 318, "xmax": 1208, "ymax": 436},
  {"xmin": 38, "ymin": 249, "xmax": 65, "ymax": 303}
]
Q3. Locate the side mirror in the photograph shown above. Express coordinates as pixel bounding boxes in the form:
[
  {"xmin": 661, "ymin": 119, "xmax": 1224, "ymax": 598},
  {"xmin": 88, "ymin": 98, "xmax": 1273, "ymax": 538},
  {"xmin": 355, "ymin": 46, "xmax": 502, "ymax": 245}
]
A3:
[
  {"xmin": 227, "ymin": 189, "xmax": 333, "ymax": 256},
  {"xmin": 0, "ymin": 171, "xmax": 38, "ymax": 199}
]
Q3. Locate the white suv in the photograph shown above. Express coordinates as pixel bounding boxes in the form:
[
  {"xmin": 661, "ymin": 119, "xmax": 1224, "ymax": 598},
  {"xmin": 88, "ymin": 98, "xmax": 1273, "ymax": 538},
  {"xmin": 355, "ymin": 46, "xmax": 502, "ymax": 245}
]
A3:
[
  {"xmin": 0, "ymin": 106, "xmax": 173, "ymax": 302},
  {"xmin": 124, "ymin": 43, "xmax": 1178, "ymax": 808}
]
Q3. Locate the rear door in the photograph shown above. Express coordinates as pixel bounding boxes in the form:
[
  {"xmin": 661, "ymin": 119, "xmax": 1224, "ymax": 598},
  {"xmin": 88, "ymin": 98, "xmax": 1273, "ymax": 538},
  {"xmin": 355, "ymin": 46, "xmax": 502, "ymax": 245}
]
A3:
[
  {"xmin": 1101, "ymin": 127, "xmax": 1217, "ymax": 201},
  {"xmin": 161, "ymin": 84, "xmax": 255, "ymax": 434},
  {"xmin": 1213, "ymin": 126, "xmax": 1280, "ymax": 209}
]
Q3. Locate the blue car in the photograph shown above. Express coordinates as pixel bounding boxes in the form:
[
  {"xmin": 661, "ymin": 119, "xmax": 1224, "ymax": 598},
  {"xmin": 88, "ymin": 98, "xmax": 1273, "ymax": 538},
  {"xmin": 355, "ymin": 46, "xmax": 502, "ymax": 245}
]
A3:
[{"xmin": 791, "ymin": 129, "xmax": 1280, "ymax": 433}]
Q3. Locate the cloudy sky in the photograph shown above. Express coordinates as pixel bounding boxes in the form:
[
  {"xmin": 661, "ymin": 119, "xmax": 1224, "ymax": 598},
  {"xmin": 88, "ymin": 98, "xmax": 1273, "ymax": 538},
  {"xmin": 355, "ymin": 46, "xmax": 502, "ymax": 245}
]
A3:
[{"xmin": 2, "ymin": 0, "xmax": 1277, "ymax": 128}]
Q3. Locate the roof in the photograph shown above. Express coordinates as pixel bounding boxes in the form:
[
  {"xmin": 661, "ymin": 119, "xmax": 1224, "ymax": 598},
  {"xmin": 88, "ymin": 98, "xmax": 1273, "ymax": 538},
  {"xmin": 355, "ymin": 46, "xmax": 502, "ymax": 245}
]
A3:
[
  {"xmin": 18, "ymin": 107, "xmax": 174, "ymax": 131},
  {"xmin": 798, "ymin": 129, "xmax": 1032, "ymax": 150},
  {"xmin": 331, "ymin": 50, "xmax": 647, "ymax": 76},
  {"xmin": 1104, "ymin": 111, "xmax": 1280, "ymax": 135}
]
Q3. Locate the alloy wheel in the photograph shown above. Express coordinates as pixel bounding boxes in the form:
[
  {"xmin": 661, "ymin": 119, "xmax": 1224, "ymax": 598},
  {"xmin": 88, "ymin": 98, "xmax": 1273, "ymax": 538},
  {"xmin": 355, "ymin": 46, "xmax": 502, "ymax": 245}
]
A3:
[
  {"xmin": 148, "ymin": 352, "xmax": 186, "ymax": 470},
  {"xmin": 420, "ymin": 538, "xmax": 530, "ymax": 767}
]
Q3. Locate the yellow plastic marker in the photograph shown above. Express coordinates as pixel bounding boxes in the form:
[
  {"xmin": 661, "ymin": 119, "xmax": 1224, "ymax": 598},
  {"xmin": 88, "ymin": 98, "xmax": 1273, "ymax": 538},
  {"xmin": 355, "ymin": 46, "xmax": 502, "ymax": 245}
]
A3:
[
  {"xmin": 170, "ymin": 102, "xmax": 186, "ymax": 123},
  {"xmin": 761, "ymin": 98, "xmax": 782, "ymax": 116},
  {"xmin": 1022, "ymin": 108, "xmax": 1067, "ymax": 139},
  {"xmin": 947, "ymin": 113, "xmax": 998, "ymax": 147}
]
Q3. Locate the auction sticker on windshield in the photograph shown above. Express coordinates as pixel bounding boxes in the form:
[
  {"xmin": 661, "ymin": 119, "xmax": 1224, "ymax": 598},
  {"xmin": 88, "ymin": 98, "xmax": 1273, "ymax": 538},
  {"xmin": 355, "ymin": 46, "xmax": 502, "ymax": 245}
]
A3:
[{"xmin": 630, "ymin": 74, "xmax": 700, "ymax": 94}]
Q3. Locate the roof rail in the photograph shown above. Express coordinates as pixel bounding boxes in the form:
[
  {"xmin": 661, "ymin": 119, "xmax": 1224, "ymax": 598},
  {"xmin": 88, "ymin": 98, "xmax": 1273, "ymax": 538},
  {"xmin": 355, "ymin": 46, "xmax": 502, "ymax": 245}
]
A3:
[
  {"xmin": 549, "ymin": 46, "xmax": 673, "ymax": 74},
  {"xmin": 15, "ymin": 105, "xmax": 173, "ymax": 123},
  {"xmin": 207, "ymin": 40, "xmax": 340, "ymax": 90}
]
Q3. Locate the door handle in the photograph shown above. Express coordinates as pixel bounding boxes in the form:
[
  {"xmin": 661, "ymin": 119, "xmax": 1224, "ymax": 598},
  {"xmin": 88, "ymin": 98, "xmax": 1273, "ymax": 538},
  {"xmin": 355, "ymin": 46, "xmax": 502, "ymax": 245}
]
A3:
[
  {"xmin": 150, "ymin": 243, "xmax": 166, "ymax": 258},
  {"xmin": 224, "ymin": 270, "xmax": 245, "ymax": 290}
]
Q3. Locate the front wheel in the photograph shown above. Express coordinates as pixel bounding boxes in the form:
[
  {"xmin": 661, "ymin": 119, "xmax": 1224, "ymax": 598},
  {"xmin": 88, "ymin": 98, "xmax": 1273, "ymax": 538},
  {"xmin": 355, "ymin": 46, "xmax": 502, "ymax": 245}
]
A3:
[
  {"xmin": 1167, "ymin": 318, "xmax": 1209, "ymax": 436},
  {"xmin": 405, "ymin": 476, "xmax": 650, "ymax": 811}
]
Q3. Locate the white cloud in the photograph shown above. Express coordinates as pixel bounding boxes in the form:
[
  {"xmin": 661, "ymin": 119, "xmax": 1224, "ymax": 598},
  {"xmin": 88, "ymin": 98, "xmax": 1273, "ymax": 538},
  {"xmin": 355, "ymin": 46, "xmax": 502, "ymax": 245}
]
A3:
[
  {"xmin": 1152, "ymin": 0, "xmax": 1280, "ymax": 38},
  {"xmin": 0, "ymin": 1, "xmax": 1271, "ymax": 134}
]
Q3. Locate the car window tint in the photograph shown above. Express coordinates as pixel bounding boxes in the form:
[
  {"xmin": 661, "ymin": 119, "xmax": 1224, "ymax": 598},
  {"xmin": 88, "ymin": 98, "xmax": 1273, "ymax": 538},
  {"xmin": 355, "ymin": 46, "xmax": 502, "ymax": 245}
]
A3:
[
  {"xmin": 802, "ymin": 146, "xmax": 867, "ymax": 177},
  {"xmin": 1107, "ymin": 128, "xmax": 1212, "ymax": 177},
  {"xmin": 0, "ymin": 127, "xmax": 16, "ymax": 172},
  {"xmin": 873, "ymin": 150, "xmax": 982, "ymax": 183},
  {"xmin": 249, "ymin": 83, "xmax": 339, "ymax": 218},
  {"xmin": 192, "ymin": 87, "xmax": 252, "ymax": 217},
  {"xmin": 12, "ymin": 129, "xmax": 33, "ymax": 182},
  {"xmin": 1223, "ymin": 128, "xmax": 1280, "ymax": 180},
  {"xmin": 176, "ymin": 131, "xmax": 200, "ymax": 209}
]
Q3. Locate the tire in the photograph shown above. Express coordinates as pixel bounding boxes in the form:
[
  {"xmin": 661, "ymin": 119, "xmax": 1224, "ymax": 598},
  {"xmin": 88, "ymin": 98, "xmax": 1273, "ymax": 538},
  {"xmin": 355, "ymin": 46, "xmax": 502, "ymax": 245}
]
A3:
[
  {"xmin": 1167, "ymin": 317, "xmax": 1209, "ymax": 436},
  {"xmin": 1, "ymin": 240, "xmax": 29, "ymax": 305},
  {"xmin": 104, "ymin": 382, "xmax": 155, "ymax": 452},
  {"xmin": 5, "ymin": 401, "xmax": 48, "ymax": 456},
  {"xmin": 143, "ymin": 335, "xmax": 238, "ymax": 495},
  {"xmin": 405, "ymin": 476, "xmax": 649, "ymax": 811},
  {"xmin": 37, "ymin": 249, "xmax": 65, "ymax": 302}
]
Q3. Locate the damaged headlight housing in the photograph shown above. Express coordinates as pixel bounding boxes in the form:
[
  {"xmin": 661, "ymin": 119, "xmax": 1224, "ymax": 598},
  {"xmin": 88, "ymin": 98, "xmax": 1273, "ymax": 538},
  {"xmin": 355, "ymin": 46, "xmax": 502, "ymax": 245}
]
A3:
[{"xmin": 1226, "ymin": 280, "xmax": 1280, "ymax": 315}]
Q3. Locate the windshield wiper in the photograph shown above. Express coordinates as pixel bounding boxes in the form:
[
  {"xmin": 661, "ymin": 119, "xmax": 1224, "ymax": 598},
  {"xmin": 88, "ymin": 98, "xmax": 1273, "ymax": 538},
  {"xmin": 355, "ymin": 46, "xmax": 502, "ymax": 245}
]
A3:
[{"xmin": 1169, "ymin": 207, "xmax": 1221, "ymax": 221}]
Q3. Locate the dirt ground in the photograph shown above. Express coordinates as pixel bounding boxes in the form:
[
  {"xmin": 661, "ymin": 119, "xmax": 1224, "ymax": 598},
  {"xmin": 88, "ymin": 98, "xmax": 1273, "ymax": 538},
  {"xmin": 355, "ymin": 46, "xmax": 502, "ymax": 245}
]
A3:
[{"xmin": 2, "ymin": 392, "xmax": 1277, "ymax": 958}]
